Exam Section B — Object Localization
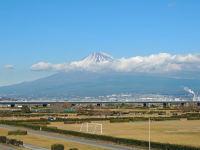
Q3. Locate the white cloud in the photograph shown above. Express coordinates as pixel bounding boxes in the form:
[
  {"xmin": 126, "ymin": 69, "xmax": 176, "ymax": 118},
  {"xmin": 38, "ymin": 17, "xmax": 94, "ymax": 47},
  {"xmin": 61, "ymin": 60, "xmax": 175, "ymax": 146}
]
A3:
[
  {"xmin": 4, "ymin": 65, "xmax": 15, "ymax": 69},
  {"xmin": 31, "ymin": 62, "xmax": 70, "ymax": 71},
  {"xmin": 30, "ymin": 53, "xmax": 200, "ymax": 74}
]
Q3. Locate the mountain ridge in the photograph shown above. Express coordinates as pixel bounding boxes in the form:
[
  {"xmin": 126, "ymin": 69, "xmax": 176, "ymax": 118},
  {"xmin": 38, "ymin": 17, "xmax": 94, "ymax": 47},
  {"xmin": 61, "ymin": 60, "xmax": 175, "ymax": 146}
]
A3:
[{"xmin": 0, "ymin": 71, "xmax": 200, "ymax": 98}]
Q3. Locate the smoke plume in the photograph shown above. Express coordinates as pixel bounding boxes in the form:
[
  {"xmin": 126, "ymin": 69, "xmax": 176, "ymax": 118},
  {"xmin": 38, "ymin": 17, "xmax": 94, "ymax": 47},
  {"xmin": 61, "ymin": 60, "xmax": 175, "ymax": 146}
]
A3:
[{"xmin": 184, "ymin": 87, "xmax": 195, "ymax": 95}]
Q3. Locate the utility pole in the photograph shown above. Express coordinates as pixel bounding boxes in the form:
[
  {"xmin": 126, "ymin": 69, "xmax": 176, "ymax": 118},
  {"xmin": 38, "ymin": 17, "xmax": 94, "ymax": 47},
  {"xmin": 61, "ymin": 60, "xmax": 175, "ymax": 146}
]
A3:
[{"xmin": 149, "ymin": 117, "xmax": 151, "ymax": 150}]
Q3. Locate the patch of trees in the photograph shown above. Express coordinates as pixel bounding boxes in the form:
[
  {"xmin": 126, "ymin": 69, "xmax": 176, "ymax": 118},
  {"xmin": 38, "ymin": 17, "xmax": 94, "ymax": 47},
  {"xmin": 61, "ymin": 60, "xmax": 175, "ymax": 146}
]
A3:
[
  {"xmin": 21, "ymin": 105, "xmax": 31, "ymax": 113},
  {"xmin": 64, "ymin": 121, "xmax": 85, "ymax": 124},
  {"xmin": 0, "ymin": 136, "xmax": 23, "ymax": 147}
]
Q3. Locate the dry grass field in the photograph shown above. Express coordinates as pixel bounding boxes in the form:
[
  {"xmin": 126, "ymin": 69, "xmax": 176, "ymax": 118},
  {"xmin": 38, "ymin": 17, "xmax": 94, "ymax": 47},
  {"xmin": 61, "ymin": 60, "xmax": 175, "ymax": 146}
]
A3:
[
  {"xmin": 0, "ymin": 129, "xmax": 28, "ymax": 150},
  {"xmin": 0, "ymin": 128, "xmax": 108, "ymax": 150},
  {"xmin": 49, "ymin": 120, "xmax": 200, "ymax": 147}
]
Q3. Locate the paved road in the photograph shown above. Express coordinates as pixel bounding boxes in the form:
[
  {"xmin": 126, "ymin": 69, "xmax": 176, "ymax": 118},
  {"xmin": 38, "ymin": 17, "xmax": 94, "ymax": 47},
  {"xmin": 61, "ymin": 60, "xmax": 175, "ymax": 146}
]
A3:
[
  {"xmin": 0, "ymin": 142, "xmax": 49, "ymax": 150},
  {"xmin": 0, "ymin": 141, "xmax": 49, "ymax": 150},
  {"xmin": 23, "ymin": 144, "xmax": 49, "ymax": 150},
  {"xmin": 0, "ymin": 124, "xmax": 139, "ymax": 150},
  {"xmin": 0, "ymin": 144, "xmax": 17, "ymax": 150}
]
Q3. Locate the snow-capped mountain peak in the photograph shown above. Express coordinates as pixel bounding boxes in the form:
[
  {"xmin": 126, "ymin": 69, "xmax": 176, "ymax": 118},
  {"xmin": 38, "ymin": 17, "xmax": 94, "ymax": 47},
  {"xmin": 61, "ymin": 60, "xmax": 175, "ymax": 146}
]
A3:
[
  {"xmin": 83, "ymin": 52, "xmax": 114, "ymax": 63},
  {"xmin": 69, "ymin": 52, "xmax": 114, "ymax": 72},
  {"xmin": 72, "ymin": 52, "xmax": 114, "ymax": 66}
]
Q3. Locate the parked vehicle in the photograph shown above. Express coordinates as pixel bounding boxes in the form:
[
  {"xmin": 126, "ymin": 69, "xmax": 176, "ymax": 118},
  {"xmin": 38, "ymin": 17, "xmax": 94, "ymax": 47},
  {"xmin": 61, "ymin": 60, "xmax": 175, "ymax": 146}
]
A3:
[{"xmin": 48, "ymin": 117, "xmax": 54, "ymax": 121}]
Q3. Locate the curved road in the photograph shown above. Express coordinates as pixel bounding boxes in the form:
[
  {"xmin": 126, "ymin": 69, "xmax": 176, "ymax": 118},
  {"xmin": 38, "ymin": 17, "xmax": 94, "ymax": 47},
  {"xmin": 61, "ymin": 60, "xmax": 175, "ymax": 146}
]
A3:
[
  {"xmin": 23, "ymin": 144, "xmax": 49, "ymax": 150},
  {"xmin": 0, "ymin": 124, "xmax": 139, "ymax": 150},
  {"xmin": 0, "ymin": 144, "xmax": 17, "ymax": 150},
  {"xmin": 0, "ymin": 143, "xmax": 49, "ymax": 150}
]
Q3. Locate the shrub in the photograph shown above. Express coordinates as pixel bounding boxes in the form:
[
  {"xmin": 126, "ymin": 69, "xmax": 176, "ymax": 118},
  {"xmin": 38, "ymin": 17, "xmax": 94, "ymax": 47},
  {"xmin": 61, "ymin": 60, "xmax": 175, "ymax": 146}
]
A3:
[
  {"xmin": 40, "ymin": 118, "xmax": 48, "ymax": 120},
  {"xmin": 56, "ymin": 117, "xmax": 109, "ymax": 122},
  {"xmin": 21, "ymin": 105, "xmax": 31, "ymax": 113},
  {"xmin": 7, "ymin": 139, "xmax": 17, "ymax": 145},
  {"xmin": 6, "ymin": 139, "xmax": 23, "ymax": 146},
  {"xmin": 8, "ymin": 130, "xmax": 27, "ymax": 135},
  {"xmin": 64, "ymin": 121, "xmax": 76, "ymax": 124},
  {"xmin": 187, "ymin": 117, "xmax": 200, "ymax": 120},
  {"xmin": 51, "ymin": 144, "xmax": 64, "ymax": 150},
  {"xmin": 30, "ymin": 121, "xmax": 50, "ymax": 125},
  {"xmin": 0, "ymin": 120, "xmax": 41, "ymax": 130},
  {"xmin": 152, "ymin": 117, "xmax": 180, "ymax": 121},
  {"xmin": 48, "ymin": 126, "xmax": 57, "ymax": 129},
  {"xmin": 69, "ymin": 148, "xmax": 78, "ymax": 150},
  {"xmin": 110, "ymin": 118, "xmax": 129, "ymax": 123},
  {"xmin": 64, "ymin": 121, "xmax": 84, "ymax": 124},
  {"xmin": 0, "ymin": 136, "xmax": 6, "ymax": 143}
]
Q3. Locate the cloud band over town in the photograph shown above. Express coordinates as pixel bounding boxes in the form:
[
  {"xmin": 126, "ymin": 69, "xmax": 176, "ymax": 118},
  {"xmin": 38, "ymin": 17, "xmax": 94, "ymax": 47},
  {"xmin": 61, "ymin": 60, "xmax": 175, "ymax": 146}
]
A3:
[{"xmin": 31, "ymin": 52, "xmax": 200, "ymax": 74}]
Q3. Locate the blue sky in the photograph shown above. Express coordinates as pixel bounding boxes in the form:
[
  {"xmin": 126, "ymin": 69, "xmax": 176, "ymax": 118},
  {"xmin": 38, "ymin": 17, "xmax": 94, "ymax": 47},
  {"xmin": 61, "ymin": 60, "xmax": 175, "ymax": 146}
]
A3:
[{"xmin": 0, "ymin": 0, "xmax": 200, "ymax": 86}]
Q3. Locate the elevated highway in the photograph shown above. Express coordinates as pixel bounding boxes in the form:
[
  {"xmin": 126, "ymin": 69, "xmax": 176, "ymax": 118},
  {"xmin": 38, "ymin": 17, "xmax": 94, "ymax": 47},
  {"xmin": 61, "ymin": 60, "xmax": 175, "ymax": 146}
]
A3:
[{"xmin": 0, "ymin": 100, "xmax": 200, "ymax": 107}]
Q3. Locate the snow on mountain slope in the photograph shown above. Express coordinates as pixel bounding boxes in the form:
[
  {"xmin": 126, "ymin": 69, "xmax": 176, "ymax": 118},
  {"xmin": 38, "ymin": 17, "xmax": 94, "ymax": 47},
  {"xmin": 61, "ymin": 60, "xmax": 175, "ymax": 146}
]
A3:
[{"xmin": 70, "ymin": 52, "xmax": 114, "ymax": 68}]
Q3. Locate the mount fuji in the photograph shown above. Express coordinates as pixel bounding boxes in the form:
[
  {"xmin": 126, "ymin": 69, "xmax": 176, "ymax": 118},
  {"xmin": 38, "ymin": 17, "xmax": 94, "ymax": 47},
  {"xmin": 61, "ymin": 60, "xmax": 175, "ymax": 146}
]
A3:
[
  {"xmin": 68, "ymin": 52, "xmax": 114, "ymax": 72},
  {"xmin": 79, "ymin": 52, "xmax": 114, "ymax": 64},
  {"xmin": 1, "ymin": 52, "xmax": 200, "ymax": 99}
]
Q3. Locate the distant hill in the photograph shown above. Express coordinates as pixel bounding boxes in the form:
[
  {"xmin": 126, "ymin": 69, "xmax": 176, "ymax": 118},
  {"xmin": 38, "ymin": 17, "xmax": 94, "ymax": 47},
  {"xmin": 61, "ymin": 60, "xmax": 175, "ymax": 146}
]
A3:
[{"xmin": 0, "ymin": 71, "xmax": 200, "ymax": 98}]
